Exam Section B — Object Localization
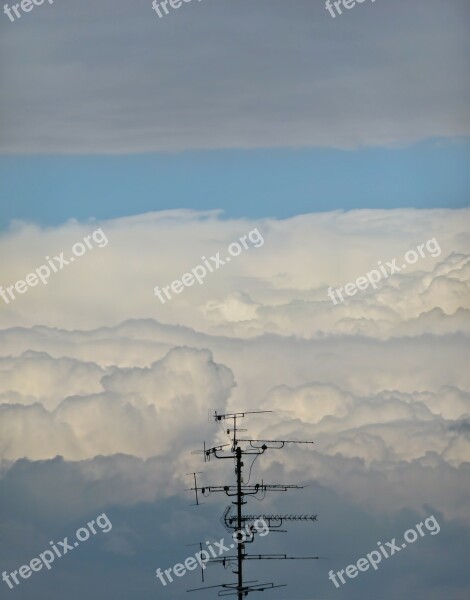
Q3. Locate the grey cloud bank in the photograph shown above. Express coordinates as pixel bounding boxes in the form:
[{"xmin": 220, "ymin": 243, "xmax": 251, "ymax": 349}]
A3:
[
  {"xmin": 0, "ymin": 0, "xmax": 468, "ymax": 153},
  {"xmin": 2, "ymin": 513, "xmax": 112, "ymax": 591}
]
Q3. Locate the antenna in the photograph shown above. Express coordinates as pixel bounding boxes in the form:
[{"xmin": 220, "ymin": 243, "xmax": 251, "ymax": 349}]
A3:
[
  {"xmin": 186, "ymin": 542, "xmax": 206, "ymax": 582},
  {"xmin": 186, "ymin": 472, "xmax": 204, "ymax": 506},
  {"xmin": 187, "ymin": 410, "xmax": 320, "ymax": 599}
]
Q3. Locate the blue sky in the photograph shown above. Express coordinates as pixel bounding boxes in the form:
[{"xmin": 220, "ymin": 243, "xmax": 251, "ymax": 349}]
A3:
[{"xmin": 1, "ymin": 138, "xmax": 468, "ymax": 229}]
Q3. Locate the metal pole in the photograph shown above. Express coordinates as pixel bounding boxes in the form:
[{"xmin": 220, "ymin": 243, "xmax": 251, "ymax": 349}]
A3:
[{"xmin": 236, "ymin": 445, "xmax": 243, "ymax": 600}]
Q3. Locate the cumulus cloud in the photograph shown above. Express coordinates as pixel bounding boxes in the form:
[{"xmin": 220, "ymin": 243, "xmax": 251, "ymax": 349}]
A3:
[
  {"xmin": 256, "ymin": 382, "xmax": 470, "ymax": 467},
  {"xmin": 0, "ymin": 208, "xmax": 469, "ymax": 598},
  {"xmin": 0, "ymin": 351, "xmax": 105, "ymax": 409},
  {"xmin": 0, "ymin": 347, "xmax": 234, "ymax": 461},
  {"xmin": 0, "ymin": 208, "xmax": 469, "ymax": 338},
  {"xmin": 0, "ymin": 209, "xmax": 469, "ymax": 470}
]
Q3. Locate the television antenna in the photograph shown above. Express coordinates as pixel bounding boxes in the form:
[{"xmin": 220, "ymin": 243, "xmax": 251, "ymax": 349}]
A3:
[{"xmin": 187, "ymin": 409, "xmax": 321, "ymax": 599}]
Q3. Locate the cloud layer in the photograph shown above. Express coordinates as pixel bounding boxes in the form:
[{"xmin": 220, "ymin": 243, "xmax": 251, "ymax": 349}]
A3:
[
  {"xmin": 1, "ymin": 0, "xmax": 469, "ymax": 153},
  {"xmin": 1, "ymin": 208, "xmax": 469, "ymax": 599}
]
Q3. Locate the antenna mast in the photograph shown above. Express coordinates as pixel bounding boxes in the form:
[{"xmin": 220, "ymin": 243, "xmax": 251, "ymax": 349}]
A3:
[{"xmin": 187, "ymin": 410, "xmax": 320, "ymax": 598}]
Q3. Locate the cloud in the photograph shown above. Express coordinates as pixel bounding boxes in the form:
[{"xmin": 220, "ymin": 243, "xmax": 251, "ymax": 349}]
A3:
[
  {"xmin": 0, "ymin": 351, "xmax": 105, "ymax": 410},
  {"xmin": 0, "ymin": 208, "xmax": 469, "ymax": 598},
  {"xmin": 0, "ymin": 0, "xmax": 469, "ymax": 153},
  {"xmin": 0, "ymin": 347, "xmax": 234, "ymax": 461},
  {"xmin": 257, "ymin": 382, "xmax": 470, "ymax": 467},
  {"xmin": 0, "ymin": 208, "xmax": 469, "ymax": 338}
]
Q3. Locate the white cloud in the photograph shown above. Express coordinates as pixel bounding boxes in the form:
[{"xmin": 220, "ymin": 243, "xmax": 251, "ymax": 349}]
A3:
[
  {"xmin": 0, "ymin": 351, "xmax": 105, "ymax": 410},
  {"xmin": 0, "ymin": 208, "xmax": 469, "ymax": 338},
  {"xmin": 0, "ymin": 347, "xmax": 234, "ymax": 461},
  {"xmin": 0, "ymin": 208, "xmax": 469, "ymax": 600}
]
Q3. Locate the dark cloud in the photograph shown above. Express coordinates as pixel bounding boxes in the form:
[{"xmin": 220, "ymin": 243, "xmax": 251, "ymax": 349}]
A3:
[
  {"xmin": 1, "ymin": 459, "xmax": 469, "ymax": 599},
  {"xmin": 0, "ymin": 0, "xmax": 468, "ymax": 153}
]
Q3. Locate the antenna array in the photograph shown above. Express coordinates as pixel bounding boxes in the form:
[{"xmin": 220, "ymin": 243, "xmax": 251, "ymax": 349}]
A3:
[{"xmin": 187, "ymin": 409, "xmax": 320, "ymax": 599}]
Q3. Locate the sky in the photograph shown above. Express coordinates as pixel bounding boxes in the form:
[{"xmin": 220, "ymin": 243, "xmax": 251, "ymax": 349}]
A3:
[
  {"xmin": 0, "ymin": 140, "xmax": 469, "ymax": 228},
  {"xmin": 0, "ymin": 1, "xmax": 469, "ymax": 600}
]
